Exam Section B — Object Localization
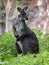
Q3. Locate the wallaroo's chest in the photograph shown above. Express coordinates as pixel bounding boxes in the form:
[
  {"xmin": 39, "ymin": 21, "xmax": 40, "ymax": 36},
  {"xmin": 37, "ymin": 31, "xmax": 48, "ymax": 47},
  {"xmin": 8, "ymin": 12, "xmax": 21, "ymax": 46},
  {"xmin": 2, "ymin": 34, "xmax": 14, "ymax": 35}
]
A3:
[
  {"xmin": 15, "ymin": 20, "xmax": 27, "ymax": 34},
  {"xmin": 16, "ymin": 21, "xmax": 25, "ymax": 31}
]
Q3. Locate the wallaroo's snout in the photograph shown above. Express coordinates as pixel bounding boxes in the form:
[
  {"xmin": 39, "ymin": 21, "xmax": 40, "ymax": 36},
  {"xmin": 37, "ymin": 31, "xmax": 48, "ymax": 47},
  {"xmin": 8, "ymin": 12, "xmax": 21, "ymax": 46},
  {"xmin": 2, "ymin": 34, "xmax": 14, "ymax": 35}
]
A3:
[
  {"xmin": 17, "ymin": 7, "xmax": 28, "ymax": 20},
  {"xmin": 25, "ymin": 15, "xmax": 28, "ymax": 20}
]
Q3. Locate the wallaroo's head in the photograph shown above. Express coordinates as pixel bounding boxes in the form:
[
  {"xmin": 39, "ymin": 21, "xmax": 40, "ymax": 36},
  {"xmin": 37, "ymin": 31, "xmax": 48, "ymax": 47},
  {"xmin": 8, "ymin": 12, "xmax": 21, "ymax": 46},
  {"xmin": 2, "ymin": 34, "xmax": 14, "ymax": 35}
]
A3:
[{"xmin": 17, "ymin": 7, "xmax": 28, "ymax": 21}]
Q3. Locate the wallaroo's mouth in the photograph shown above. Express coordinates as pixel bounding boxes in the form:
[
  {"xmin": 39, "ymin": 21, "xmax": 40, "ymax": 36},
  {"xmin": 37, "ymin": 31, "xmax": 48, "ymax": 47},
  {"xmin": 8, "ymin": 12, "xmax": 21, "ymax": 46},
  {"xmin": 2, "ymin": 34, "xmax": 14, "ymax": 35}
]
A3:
[
  {"xmin": 22, "ymin": 17, "xmax": 28, "ymax": 20},
  {"xmin": 19, "ymin": 17, "xmax": 28, "ymax": 21}
]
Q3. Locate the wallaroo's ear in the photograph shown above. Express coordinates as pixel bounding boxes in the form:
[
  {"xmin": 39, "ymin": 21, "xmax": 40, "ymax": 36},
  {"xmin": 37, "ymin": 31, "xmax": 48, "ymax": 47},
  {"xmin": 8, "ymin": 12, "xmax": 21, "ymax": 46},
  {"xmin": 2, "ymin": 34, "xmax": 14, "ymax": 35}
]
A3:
[
  {"xmin": 17, "ymin": 7, "xmax": 22, "ymax": 13},
  {"xmin": 23, "ymin": 7, "xmax": 28, "ymax": 11}
]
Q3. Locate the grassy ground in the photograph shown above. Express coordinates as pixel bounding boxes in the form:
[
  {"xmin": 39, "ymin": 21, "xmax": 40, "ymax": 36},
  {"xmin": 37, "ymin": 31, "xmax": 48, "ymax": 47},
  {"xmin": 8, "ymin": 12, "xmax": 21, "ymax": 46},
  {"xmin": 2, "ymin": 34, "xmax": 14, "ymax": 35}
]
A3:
[{"xmin": 0, "ymin": 29, "xmax": 49, "ymax": 65}]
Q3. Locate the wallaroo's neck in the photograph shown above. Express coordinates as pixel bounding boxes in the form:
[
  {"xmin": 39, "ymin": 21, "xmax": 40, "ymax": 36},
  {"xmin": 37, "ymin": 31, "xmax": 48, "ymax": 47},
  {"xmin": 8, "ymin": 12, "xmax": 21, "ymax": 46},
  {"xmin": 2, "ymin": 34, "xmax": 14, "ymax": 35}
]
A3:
[{"xmin": 22, "ymin": 19, "xmax": 28, "ymax": 28}]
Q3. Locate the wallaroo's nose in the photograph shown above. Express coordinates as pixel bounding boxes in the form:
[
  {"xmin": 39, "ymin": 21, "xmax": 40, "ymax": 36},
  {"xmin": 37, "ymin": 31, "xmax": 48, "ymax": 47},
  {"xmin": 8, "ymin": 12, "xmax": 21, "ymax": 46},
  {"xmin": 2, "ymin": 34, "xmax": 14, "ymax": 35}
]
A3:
[{"xmin": 26, "ymin": 17, "xmax": 28, "ymax": 20}]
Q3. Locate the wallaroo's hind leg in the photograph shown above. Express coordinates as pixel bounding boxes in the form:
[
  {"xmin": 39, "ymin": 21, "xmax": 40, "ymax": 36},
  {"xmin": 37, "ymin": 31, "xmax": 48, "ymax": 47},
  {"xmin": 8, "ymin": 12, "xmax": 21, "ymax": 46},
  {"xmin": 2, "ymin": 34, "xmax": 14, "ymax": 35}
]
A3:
[
  {"xmin": 15, "ymin": 42, "xmax": 22, "ymax": 54},
  {"xmin": 29, "ymin": 43, "xmax": 39, "ymax": 54},
  {"xmin": 22, "ymin": 38, "xmax": 30, "ymax": 55},
  {"xmin": 22, "ymin": 44, "xmax": 29, "ymax": 55},
  {"xmin": 22, "ymin": 37, "xmax": 39, "ymax": 55}
]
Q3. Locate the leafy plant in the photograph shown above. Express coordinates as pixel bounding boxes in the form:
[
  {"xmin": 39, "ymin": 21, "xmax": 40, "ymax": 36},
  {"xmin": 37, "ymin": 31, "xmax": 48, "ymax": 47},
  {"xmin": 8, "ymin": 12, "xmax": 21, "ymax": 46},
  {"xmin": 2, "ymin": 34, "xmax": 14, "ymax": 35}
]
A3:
[
  {"xmin": 0, "ymin": 32, "xmax": 17, "ymax": 61},
  {"xmin": 0, "ymin": 30, "xmax": 49, "ymax": 65}
]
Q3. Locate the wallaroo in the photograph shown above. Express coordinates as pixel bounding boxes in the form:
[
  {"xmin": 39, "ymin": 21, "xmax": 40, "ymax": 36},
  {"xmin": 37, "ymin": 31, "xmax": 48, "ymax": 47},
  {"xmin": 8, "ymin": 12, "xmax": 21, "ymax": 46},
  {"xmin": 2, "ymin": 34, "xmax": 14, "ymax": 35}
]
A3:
[{"xmin": 13, "ymin": 7, "xmax": 39, "ymax": 55}]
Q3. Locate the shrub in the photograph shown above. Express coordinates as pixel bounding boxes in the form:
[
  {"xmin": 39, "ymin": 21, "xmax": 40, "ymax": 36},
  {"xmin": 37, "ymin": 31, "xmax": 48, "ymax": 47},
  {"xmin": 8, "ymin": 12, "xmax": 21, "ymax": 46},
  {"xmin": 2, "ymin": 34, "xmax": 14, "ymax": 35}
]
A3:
[
  {"xmin": 0, "ymin": 32, "xmax": 17, "ymax": 61},
  {"xmin": 0, "ymin": 30, "xmax": 49, "ymax": 65},
  {"xmin": 2, "ymin": 51, "xmax": 49, "ymax": 65}
]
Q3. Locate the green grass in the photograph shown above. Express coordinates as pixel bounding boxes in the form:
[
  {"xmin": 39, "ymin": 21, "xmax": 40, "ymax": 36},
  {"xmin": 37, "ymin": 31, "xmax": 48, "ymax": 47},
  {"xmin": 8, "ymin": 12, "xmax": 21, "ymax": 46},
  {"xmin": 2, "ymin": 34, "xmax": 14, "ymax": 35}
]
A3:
[
  {"xmin": 0, "ymin": 32, "xmax": 17, "ymax": 61},
  {"xmin": 0, "ymin": 29, "xmax": 49, "ymax": 65}
]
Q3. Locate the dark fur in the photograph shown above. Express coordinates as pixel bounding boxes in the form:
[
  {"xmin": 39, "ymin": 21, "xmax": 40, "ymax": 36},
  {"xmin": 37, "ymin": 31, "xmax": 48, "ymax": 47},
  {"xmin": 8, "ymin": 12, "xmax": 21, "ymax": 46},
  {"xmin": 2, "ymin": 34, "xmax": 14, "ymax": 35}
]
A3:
[{"xmin": 13, "ymin": 7, "xmax": 39, "ymax": 55}]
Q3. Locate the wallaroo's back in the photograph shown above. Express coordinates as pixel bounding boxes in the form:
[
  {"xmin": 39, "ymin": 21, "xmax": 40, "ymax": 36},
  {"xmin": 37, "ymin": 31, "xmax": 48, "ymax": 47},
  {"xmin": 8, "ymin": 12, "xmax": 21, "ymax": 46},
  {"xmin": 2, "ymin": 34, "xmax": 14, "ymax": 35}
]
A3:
[{"xmin": 13, "ymin": 7, "xmax": 39, "ymax": 55}]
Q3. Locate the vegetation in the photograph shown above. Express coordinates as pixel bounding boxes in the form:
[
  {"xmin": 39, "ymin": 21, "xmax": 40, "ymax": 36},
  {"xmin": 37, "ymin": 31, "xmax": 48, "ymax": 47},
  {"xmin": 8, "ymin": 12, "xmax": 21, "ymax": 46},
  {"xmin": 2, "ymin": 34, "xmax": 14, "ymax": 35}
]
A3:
[
  {"xmin": 0, "ymin": 1, "xmax": 6, "ymax": 24},
  {"xmin": 0, "ymin": 29, "xmax": 49, "ymax": 65},
  {"xmin": 16, "ymin": 0, "xmax": 22, "ymax": 5},
  {"xmin": 0, "ymin": 32, "xmax": 16, "ymax": 61}
]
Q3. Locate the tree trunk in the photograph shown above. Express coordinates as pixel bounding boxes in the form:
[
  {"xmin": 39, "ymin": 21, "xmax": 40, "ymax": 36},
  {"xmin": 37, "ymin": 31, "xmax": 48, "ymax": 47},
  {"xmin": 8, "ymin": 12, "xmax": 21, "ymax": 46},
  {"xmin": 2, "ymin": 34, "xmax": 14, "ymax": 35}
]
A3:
[
  {"xmin": 0, "ymin": 0, "xmax": 6, "ymax": 34},
  {"xmin": 5, "ymin": 0, "xmax": 49, "ymax": 33},
  {"xmin": 22, "ymin": 0, "xmax": 49, "ymax": 34},
  {"xmin": 6, "ymin": 0, "xmax": 16, "ymax": 32}
]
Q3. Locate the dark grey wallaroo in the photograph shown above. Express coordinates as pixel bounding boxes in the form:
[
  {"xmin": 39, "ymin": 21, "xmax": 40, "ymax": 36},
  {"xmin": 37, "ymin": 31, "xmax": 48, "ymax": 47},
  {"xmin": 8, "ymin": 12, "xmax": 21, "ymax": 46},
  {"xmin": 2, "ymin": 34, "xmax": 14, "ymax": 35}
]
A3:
[{"xmin": 13, "ymin": 7, "xmax": 39, "ymax": 55}]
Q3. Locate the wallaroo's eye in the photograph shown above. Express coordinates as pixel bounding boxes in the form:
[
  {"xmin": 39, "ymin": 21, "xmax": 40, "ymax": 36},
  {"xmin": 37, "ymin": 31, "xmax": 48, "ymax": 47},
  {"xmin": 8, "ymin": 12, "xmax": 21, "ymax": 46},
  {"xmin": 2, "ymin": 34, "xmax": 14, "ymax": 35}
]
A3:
[
  {"xmin": 15, "ymin": 21, "xmax": 19, "ymax": 25},
  {"xmin": 14, "ymin": 21, "xmax": 18, "ymax": 25}
]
